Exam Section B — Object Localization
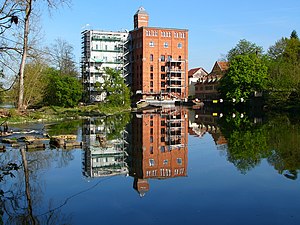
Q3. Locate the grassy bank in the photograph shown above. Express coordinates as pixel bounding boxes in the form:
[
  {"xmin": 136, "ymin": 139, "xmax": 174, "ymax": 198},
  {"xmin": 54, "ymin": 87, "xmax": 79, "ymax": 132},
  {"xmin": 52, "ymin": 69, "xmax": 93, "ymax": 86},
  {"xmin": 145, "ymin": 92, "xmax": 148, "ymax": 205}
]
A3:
[{"xmin": 0, "ymin": 104, "xmax": 132, "ymax": 124}]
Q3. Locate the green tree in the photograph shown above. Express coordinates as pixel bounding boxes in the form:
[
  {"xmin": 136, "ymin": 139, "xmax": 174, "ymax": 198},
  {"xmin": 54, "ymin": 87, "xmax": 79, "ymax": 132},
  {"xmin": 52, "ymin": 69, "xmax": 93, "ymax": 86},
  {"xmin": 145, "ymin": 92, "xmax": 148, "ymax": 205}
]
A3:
[
  {"xmin": 219, "ymin": 54, "xmax": 268, "ymax": 102},
  {"xmin": 102, "ymin": 68, "xmax": 131, "ymax": 107},
  {"xmin": 227, "ymin": 39, "xmax": 263, "ymax": 61},
  {"xmin": 266, "ymin": 31, "xmax": 300, "ymax": 106},
  {"xmin": 43, "ymin": 68, "xmax": 82, "ymax": 107},
  {"xmin": 290, "ymin": 30, "xmax": 299, "ymax": 40}
]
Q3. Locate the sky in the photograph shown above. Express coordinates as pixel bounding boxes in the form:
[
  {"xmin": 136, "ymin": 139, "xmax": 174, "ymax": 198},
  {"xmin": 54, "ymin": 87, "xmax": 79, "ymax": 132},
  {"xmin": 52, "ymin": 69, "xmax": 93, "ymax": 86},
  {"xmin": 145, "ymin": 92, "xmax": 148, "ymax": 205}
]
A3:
[{"xmin": 40, "ymin": 0, "xmax": 300, "ymax": 72}]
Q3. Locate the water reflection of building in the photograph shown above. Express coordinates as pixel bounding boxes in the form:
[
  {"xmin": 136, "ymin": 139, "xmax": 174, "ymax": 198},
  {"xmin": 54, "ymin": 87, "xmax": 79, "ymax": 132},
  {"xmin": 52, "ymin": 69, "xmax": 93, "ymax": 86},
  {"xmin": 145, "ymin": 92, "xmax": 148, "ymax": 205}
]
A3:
[
  {"xmin": 82, "ymin": 118, "xmax": 128, "ymax": 178},
  {"xmin": 188, "ymin": 109, "xmax": 227, "ymax": 146},
  {"xmin": 127, "ymin": 107, "xmax": 188, "ymax": 197}
]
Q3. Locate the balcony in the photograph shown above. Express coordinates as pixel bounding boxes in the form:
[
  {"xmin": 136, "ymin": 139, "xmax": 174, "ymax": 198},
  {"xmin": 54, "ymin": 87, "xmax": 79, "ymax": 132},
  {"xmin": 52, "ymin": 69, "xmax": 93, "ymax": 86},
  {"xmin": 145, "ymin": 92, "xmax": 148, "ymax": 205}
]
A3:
[{"xmin": 91, "ymin": 36, "xmax": 122, "ymax": 42}]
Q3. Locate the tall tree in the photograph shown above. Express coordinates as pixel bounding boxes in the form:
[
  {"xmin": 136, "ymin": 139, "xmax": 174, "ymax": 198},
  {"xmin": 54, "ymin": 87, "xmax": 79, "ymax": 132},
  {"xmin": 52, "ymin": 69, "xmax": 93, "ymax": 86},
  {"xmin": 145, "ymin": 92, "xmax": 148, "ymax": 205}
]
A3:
[
  {"xmin": 0, "ymin": 0, "xmax": 70, "ymax": 110},
  {"xmin": 17, "ymin": 0, "xmax": 33, "ymax": 111},
  {"xmin": 219, "ymin": 54, "xmax": 268, "ymax": 102},
  {"xmin": 47, "ymin": 38, "xmax": 78, "ymax": 77},
  {"xmin": 227, "ymin": 39, "xmax": 263, "ymax": 62},
  {"xmin": 103, "ymin": 68, "xmax": 131, "ymax": 107},
  {"xmin": 266, "ymin": 31, "xmax": 300, "ymax": 105}
]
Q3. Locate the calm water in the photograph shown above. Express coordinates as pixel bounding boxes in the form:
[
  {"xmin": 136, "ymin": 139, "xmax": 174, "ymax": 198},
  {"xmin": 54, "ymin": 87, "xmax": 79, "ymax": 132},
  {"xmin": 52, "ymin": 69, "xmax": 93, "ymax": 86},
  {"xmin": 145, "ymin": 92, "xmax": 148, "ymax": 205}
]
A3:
[{"xmin": 1, "ymin": 107, "xmax": 300, "ymax": 225}]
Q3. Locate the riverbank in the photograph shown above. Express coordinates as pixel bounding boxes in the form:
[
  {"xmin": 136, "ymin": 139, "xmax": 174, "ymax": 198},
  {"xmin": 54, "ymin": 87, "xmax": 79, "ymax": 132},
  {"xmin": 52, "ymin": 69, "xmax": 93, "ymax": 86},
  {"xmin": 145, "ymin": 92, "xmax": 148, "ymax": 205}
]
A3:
[{"xmin": 0, "ymin": 104, "xmax": 132, "ymax": 124}]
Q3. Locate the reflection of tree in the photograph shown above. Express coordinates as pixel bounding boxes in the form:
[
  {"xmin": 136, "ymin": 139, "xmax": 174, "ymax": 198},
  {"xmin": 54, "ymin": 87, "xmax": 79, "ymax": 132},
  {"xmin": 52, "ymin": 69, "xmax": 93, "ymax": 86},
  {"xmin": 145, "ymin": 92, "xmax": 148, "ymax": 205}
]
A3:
[
  {"xmin": 47, "ymin": 119, "xmax": 81, "ymax": 136},
  {"xmin": 218, "ymin": 110, "xmax": 270, "ymax": 173},
  {"xmin": 219, "ymin": 110, "xmax": 300, "ymax": 178},
  {"xmin": 266, "ymin": 115, "xmax": 300, "ymax": 179},
  {"xmin": 96, "ymin": 113, "xmax": 131, "ymax": 140},
  {"xmin": 1, "ymin": 148, "xmax": 74, "ymax": 224}
]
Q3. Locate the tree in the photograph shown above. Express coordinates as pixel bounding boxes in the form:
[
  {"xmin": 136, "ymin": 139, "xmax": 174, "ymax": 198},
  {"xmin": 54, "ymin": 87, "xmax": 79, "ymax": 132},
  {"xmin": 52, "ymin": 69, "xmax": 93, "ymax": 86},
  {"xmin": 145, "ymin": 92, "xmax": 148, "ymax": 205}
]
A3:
[
  {"xmin": 266, "ymin": 31, "xmax": 300, "ymax": 105},
  {"xmin": 0, "ymin": 0, "xmax": 71, "ymax": 110},
  {"xmin": 0, "ymin": 0, "xmax": 20, "ymax": 35},
  {"xmin": 47, "ymin": 38, "xmax": 78, "ymax": 77},
  {"xmin": 290, "ymin": 30, "xmax": 299, "ymax": 40},
  {"xmin": 227, "ymin": 39, "xmax": 263, "ymax": 61},
  {"xmin": 219, "ymin": 54, "xmax": 268, "ymax": 102},
  {"xmin": 43, "ymin": 68, "xmax": 82, "ymax": 107},
  {"xmin": 103, "ymin": 68, "xmax": 131, "ymax": 107},
  {"xmin": 7, "ymin": 58, "xmax": 49, "ymax": 108}
]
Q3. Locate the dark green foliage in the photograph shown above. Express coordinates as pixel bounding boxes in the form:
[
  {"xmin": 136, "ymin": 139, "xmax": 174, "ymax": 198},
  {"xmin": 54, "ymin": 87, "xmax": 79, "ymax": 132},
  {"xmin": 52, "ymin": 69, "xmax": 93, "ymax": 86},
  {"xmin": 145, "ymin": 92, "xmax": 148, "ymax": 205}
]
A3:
[
  {"xmin": 218, "ymin": 111, "xmax": 269, "ymax": 173},
  {"xmin": 290, "ymin": 30, "xmax": 299, "ymax": 40},
  {"xmin": 102, "ymin": 68, "xmax": 131, "ymax": 107},
  {"xmin": 266, "ymin": 31, "xmax": 300, "ymax": 106},
  {"xmin": 47, "ymin": 119, "xmax": 82, "ymax": 136},
  {"xmin": 43, "ymin": 68, "xmax": 83, "ymax": 107}
]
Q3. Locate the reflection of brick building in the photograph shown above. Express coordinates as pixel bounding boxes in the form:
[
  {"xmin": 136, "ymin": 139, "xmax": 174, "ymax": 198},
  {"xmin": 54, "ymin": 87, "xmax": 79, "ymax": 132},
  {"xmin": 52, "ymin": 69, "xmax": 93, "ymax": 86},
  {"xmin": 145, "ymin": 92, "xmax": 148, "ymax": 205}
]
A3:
[
  {"xmin": 130, "ymin": 7, "xmax": 189, "ymax": 103},
  {"xmin": 128, "ymin": 107, "xmax": 188, "ymax": 197},
  {"xmin": 195, "ymin": 61, "xmax": 228, "ymax": 101}
]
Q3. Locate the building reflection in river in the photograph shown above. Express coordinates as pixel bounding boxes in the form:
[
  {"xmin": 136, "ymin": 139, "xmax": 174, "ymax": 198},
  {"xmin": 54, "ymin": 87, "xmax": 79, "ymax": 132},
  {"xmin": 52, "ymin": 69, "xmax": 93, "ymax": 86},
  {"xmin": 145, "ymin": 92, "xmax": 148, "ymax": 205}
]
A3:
[
  {"xmin": 188, "ymin": 108, "xmax": 227, "ymax": 146},
  {"xmin": 127, "ymin": 107, "xmax": 188, "ymax": 197},
  {"xmin": 82, "ymin": 118, "xmax": 128, "ymax": 178}
]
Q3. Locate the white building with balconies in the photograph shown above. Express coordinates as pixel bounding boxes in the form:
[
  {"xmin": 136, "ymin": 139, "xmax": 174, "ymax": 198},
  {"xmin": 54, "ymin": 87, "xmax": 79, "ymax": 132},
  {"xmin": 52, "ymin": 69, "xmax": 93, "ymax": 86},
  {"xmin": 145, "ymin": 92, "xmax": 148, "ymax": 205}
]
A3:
[{"xmin": 81, "ymin": 30, "xmax": 130, "ymax": 103}]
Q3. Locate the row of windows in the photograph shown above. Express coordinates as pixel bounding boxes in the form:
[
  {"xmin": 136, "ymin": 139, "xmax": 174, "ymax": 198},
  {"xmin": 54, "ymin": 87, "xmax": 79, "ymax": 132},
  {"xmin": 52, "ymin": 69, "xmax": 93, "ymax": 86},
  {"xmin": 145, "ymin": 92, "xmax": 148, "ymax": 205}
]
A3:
[
  {"xmin": 149, "ymin": 41, "xmax": 182, "ymax": 49},
  {"xmin": 145, "ymin": 168, "xmax": 185, "ymax": 177},
  {"xmin": 149, "ymin": 158, "xmax": 183, "ymax": 166},
  {"xmin": 145, "ymin": 30, "xmax": 186, "ymax": 39},
  {"xmin": 195, "ymin": 85, "xmax": 218, "ymax": 91},
  {"xmin": 150, "ymin": 54, "xmax": 182, "ymax": 62}
]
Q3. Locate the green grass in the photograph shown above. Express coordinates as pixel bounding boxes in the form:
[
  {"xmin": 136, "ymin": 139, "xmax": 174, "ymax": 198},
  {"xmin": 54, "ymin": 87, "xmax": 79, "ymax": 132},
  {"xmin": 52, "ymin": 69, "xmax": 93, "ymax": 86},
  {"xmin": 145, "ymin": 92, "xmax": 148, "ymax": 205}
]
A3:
[{"xmin": 0, "ymin": 104, "xmax": 131, "ymax": 124}]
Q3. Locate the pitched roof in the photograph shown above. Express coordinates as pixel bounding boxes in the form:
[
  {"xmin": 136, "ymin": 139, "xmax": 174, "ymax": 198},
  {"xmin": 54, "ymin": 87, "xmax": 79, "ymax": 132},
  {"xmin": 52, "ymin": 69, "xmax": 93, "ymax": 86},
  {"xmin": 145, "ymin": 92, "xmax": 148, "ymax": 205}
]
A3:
[
  {"xmin": 188, "ymin": 67, "xmax": 208, "ymax": 78},
  {"xmin": 135, "ymin": 6, "xmax": 149, "ymax": 15},
  {"xmin": 217, "ymin": 61, "xmax": 229, "ymax": 71}
]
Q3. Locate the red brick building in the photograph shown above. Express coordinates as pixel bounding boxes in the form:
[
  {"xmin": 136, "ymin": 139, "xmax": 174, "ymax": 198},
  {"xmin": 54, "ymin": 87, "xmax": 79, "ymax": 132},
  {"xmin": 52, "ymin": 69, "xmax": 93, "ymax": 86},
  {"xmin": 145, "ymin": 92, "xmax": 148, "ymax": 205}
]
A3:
[
  {"xmin": 194, "ymin": 61, "xmax": 229, "ymax": 101},
  {"xmin": 130, "ymin": 7, "xmax": 189, "ymax": 103},
  {"xmin": 130, "ymin": 107, "xmax": 188, "ymax": 196}
]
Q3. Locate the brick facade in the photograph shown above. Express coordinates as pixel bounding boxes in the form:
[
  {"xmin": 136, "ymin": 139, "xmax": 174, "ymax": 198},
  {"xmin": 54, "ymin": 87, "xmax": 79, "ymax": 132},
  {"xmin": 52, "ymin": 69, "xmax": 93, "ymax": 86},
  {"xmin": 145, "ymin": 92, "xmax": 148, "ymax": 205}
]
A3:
[{"xmin": 131, "ymin": 8, "xmax": 189, "ymax": 102}]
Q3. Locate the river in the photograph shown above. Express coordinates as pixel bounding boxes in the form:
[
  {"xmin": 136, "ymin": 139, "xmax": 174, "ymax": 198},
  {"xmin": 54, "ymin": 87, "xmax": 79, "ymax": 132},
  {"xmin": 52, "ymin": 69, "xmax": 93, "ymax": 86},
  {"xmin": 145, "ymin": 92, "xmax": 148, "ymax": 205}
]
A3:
[{"xmin": 0, "ymin": 106, "xmax": 299, "ymax": 225}]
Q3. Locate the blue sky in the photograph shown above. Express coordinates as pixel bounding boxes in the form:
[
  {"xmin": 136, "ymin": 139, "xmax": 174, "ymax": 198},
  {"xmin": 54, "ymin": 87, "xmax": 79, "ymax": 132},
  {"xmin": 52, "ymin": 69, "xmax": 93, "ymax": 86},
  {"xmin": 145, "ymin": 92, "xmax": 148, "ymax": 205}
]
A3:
[{"xmin": 41, "ymin": 0, "xmax": 300, "ymax": 72}]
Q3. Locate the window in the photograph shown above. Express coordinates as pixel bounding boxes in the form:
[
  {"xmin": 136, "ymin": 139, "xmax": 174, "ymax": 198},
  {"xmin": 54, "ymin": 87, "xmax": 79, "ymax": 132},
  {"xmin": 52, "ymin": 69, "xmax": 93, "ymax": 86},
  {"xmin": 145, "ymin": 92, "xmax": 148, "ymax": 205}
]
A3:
[
  {"xmin": 161, "ymin": 82, "xmax": 165, "ymax": 87},
  {"xmin": 149, "ymin": 159, "xmax": 155, "ymax": 166},
  {"xmin": 167, "ymin": 55, "xmax": 172, "ymax": 61},
  {"xmin": 150, "ymin": 81, "xmax": 153, "ymax": 87},
  {"xmin": 150, "ymin": 54, "xmax": 153, "ymax": 61},
  {"xmin": 163, "ymin": 159, "xmax": 168, "ymax": 165},
  {"xmin": 95, "ymin": 44, "xmax": 98, "ymax": 50},
  {"xmin": 150, "ymin": 65, "xmax": 153, "ymax": 72},
  {"xmin": 150, "ymin": 73, "xmax": 153, "ymax": 79},
  {"xmin": 150, "ymin": 146, "xmax": 153, "ymax": 154},
  {"xmin": 161, "ymin": 136, "xmax": 165, "ymax": 142},
  {"xmin": 150, "ymin": 136, "xmax": 153, "ymax": 143},
  {"xmin": 150, "ymin": 128, "xmax": 153, "ymax": 135},
  {"xmin": 161, "ymin": 66, "xmax": 165, "ymax": 72},
  {"xmin": 149, "ymin": 41, "xmax": 154, "ymax": 47},
  {"xmin": 161, "ymin": 146, "xmax": 166, "ymax": 153},
  {"xmin": 161, "ymin": 74, "xmax": 165, "ymax": 79},
  {"xmin": 177, "ymin": 158, "xmax": 182, "ymax": 165},
  {"xmin": 150, "ymin": 121, "xmax": 153, "ymax": 126},
  {"xmin": 178, "ymin": 43, "xmax": 182, "ymax": 49},
  {"xmin": 161, "ymin": 55, "xmax": 165, "ymax": 61},
  {"xmin": 164, "ymin": 42, "xmax": 169, "ymax": 48}
]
